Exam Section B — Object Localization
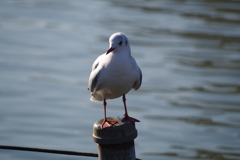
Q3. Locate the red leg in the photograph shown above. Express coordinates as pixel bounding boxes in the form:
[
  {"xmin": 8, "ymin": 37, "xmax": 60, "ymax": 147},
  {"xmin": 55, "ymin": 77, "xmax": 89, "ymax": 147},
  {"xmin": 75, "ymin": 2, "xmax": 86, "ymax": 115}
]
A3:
[
  {"xmin": 121, "ymin": 94, "xmax": 140, "ymax": 123},
  {"xmin": 101, "ymin": 99, "xmax": 117, "ymax": 129}
]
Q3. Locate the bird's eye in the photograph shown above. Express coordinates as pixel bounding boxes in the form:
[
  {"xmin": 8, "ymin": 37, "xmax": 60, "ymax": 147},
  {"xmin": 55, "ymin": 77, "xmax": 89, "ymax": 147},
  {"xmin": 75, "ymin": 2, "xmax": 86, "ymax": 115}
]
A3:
[{"xmin": 119, "ymin": 41, "xmax": 122, "ymax": 45}]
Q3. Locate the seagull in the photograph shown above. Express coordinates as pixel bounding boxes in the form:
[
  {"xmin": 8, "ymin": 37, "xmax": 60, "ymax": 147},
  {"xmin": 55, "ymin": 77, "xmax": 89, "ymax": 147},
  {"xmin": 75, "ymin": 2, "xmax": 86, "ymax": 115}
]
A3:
[{"xmin": 88, "ymin": 32, "xmax": 142, "ymax": 129}]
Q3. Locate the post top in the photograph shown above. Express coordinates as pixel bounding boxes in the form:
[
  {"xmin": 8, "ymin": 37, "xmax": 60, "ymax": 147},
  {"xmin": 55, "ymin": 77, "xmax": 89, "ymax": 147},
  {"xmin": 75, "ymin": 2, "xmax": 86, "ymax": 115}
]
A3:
[{"xmin": 92, "ymin": 117, "xmax": 138, "ymax": 145}]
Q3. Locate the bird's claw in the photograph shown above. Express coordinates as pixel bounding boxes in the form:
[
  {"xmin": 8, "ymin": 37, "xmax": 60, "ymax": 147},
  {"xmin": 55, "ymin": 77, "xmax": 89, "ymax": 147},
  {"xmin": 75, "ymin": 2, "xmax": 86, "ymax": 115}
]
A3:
[
  {"xmin": 101, "ymin": 120, "xmax": 117, "ymax": 129},
  {"xmin": 122, "ymin": 115, "xmax": 140, "ymax": 123}
]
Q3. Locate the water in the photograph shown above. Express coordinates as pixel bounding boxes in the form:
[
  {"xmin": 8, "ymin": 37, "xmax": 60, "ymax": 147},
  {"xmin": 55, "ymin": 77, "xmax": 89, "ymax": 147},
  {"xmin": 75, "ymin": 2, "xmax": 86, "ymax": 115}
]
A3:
[{"xmin": 0, "ymin": 0, "xmax": 240, "ymax": 160}]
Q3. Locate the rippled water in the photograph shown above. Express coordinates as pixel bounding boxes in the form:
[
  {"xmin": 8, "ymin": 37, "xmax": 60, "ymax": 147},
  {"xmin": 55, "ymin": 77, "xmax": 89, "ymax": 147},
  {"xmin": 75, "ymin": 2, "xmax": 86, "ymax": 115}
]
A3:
[{"xmin": 0, "ymin": 0, "xmax": 240, "ymax": 160}]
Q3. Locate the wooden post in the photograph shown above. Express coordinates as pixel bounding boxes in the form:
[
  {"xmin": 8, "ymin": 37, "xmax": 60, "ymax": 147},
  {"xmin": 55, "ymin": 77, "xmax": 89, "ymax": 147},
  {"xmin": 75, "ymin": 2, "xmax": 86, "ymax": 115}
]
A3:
[{"xmin": 92, "ymin": 117, "xmax": 138, "ymax": 160}]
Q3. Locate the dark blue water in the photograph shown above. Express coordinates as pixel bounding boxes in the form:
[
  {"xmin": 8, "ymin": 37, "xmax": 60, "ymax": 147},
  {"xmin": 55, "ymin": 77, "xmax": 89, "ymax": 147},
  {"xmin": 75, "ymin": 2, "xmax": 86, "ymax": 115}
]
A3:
[{"xmin": 1, "ymin": 0, "xmax": 240, "ymax": 160}]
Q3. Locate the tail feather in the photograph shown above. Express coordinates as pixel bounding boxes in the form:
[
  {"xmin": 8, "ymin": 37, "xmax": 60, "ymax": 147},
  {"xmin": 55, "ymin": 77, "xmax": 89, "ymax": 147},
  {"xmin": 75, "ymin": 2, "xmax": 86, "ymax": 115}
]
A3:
[{"xmin": 90, "ymin": 92, "xmax": 104, "ymax": 102}]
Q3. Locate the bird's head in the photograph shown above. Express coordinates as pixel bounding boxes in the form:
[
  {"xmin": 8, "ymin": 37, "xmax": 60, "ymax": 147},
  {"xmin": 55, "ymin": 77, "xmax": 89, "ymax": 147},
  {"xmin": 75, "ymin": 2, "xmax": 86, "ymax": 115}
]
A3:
[{"xmin": 106, "ymin": 32, "xmax": 130, "ymax": 55}]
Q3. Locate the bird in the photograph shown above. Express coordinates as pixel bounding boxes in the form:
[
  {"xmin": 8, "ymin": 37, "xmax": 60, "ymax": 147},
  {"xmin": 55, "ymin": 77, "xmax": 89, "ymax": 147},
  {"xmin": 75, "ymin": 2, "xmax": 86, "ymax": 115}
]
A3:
[{"xmin": 88, "ymin": 32, "xmax": 142, "ymax": 129}]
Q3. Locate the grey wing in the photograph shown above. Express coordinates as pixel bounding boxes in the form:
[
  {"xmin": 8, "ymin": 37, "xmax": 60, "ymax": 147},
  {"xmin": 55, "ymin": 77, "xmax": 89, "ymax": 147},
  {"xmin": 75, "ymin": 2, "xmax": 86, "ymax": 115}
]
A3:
[
  {"xmin": 89, "ymin": 54, "xmax": 105, "ymax": 92},
  {"xmin": 88, "ymin": 69, "xmax": 102, "ymax": 92},
  {"xmin": 132, "ymin": 67, "xmax": 142, "ymax": 90},
  {"xmin": 92, "ymin": 58, "xmax": 99, "ymax": 71},
  {"xmin": 88, "ymin": 54, "xmax": 104, "ymax": 91},
  {"xmin": 91, "ymin": 53, "xmax": 105, "ymax": 71}
]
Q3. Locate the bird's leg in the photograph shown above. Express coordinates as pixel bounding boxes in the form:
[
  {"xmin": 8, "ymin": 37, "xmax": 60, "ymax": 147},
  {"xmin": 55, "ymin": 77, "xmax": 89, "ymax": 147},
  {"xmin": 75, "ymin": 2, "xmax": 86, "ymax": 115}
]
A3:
[
  {"xmin": 101, "ymin": 98, "xmax": 117, "ymax": 129},
  {"xmin": 121, "ymin": 94, "xmax": 140, "ymax": 123}
]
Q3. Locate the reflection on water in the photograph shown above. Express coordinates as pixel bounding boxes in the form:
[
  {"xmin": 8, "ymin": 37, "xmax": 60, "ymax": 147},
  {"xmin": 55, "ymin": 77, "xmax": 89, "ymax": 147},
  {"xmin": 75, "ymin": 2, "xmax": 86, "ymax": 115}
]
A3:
[
  {"xmin": 0, "ymin": 0, "xmax": 240, "ymax": 160},
  {"xmin": 145, "ymin": 115, "xmax": 240, "ymax": 128},
  {"xmin": 144, "ymin": 147, "xmax": 240, "ymax": 160}
]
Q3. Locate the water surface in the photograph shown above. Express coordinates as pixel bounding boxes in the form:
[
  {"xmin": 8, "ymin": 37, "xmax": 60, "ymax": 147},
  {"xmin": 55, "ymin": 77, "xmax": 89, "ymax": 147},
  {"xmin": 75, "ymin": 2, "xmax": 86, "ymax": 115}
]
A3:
[{"xmin": 0, "ymin": 0, "xmax": 240, "ymax": 160}]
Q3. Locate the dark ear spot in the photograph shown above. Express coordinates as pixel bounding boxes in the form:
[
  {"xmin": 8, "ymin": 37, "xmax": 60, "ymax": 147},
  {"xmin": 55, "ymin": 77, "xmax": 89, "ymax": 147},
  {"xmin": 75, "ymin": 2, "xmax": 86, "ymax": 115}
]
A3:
[
  {"xmin": 119, "ymin": 41, "xmax": 122, "ymax": 45},
  {"xmin": 126, "ymin": 40, "xmax": 128, "ymax": 45}
]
